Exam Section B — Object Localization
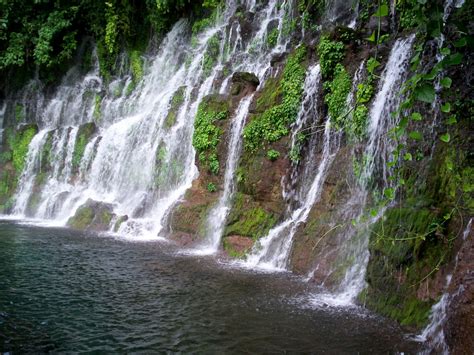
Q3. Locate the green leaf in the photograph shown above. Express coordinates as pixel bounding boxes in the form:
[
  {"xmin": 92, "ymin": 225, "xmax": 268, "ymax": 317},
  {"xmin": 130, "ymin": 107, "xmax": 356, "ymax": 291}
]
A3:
[
  {"xmin": 398, "ymin": 117, "xmax": 409, "ymax": 129},
  {"xmin": 384, "ymin": 187, "xmax": 395, "ymax": 200},
  {"xmin": 367, "ymin": 58, "xmax": 380, "ymax": 73},
  {"xmin": 442, "ymin": 53, "xmax": 463, "ymax": 67},
  {"xmin": 366, "ymin": 31, "xmax": 376, "ymax": 42},
  {"xmin": 440, "ymin": 47, "xmax": 451, "ymax": 56},
  {"xmin": 374, "ymin": 4, "xmax": 389, "ymax": 17},
  {"xmin": 440, "ymin": 132, "xmax": 450, "ymax": 143},
  {"xmin": 446, "ymin": 115, "xmax": 457, "ymax": 125},
  {"xmin": 415, "ymin": 84, "xmax": 436, "ymax": 103},
  {"xmin": 441, "ymin": 102, "xmax": 451, "ymax": 113},
  {"xmin": 411, "ymin": 112, "xmax": 423, "ymax": 121},
  {"xmin": 440, "ymin": 77, "xmax": 452, "ymax": 88},
  {"xmin": 404, "ymin": 152, "xmax": 413, "ymax": 161},
  {"xmin": 409, "ymin": 131, "xmax": 423, "ymax": 141},
  {"xmin": 370, "ymin": 208, "xmax": 378, "ymax": 217},
  {"xmin": 454, "ymin": 37, "xmax": 467, "ymax": 48}
]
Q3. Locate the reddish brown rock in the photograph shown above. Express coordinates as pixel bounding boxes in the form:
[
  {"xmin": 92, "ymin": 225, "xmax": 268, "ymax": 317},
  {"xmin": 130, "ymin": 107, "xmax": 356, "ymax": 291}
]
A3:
[{"xmin": 223, "ymin": 235, "xmax": 255, "ymax": 257}]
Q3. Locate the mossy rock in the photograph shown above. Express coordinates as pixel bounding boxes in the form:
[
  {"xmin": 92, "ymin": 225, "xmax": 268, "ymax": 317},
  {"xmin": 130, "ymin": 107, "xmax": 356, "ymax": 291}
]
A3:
[
  {"xmin": 254, "ymin": 76, "xmax": 282, "ymax": 113},
  {"xmin": 364, "ymin": 206, "xmax": 455, "ymax": 329},
  {"xmin": 230, "ymin": 72, "xmax": 259, "ymax": 96},
  {"xmin": 164, "ymin": 86, "xmax": 186, "ymax": 129},
  {"xmin": 192, "ymin": 94, "xmax": 230, "ymax": 176},
  {"xmin": 223, "ymin": 235, "xmax": 254, "ymax": 258},
  {"xmin": 67, "ymin": 199, "xmax": 115, "ymax": 231},
  {"xmin": 72, "ymin": 122, "xmax": 97, "ymax": 171},
  {"xmin": 224, "ymin": 192, "xmax": 277, "ymax": 241},
  {"xmin": 113, "ymin": 215, "xmax": 129, "ymax": 232}
]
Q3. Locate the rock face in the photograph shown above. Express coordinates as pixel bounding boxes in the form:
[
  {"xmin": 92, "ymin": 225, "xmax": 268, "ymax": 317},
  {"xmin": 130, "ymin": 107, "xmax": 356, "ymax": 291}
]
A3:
[
  {"xmin": 169, "ymin": 72, "xmax": 261, "ymax": 245},
  {"xmin": 223, "ymin": 235, "xmax": 255, "ymax": 258},
  {"xmin": 445, "ymin": 222, "xmax": 474, "ymax": 354}
]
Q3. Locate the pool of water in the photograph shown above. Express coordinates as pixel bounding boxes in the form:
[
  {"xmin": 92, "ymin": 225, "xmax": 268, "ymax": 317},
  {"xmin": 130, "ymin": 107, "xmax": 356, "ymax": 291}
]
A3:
[{"xmin": 0, "ymin": 220, "xmax": 420, "ymax": 353}]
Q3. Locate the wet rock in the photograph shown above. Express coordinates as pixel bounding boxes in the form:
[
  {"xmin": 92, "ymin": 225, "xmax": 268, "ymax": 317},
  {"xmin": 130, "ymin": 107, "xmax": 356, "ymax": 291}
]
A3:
[
  {"xmin": 223, "ymin": 235, "xmax": 254, "ymax": 257},
  {"xmin": 67, "ymin": 199, "xmax": 116, "ymax": 231},
  {"xmin": 164, "ymin": 86, "xmax": 186, "ymax": 129},
  {"xmin": 230, "ymin": 72, "xmax": 259, "ymax": 96},
  {"xmin": 445, "ymin": 222, "xmax": 474, "ymax": 354},
  {"xmin": 113, "ymin": 215, "xmax": 128, "ymax": 232}
]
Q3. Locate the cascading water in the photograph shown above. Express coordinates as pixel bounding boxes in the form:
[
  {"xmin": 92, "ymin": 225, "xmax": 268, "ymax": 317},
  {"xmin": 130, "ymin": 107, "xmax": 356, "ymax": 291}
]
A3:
[
  {"xmin": 309, "ymin": 35, "xmax": 416, "ymax": 306},
  {"xmin": 6, "ymin": 0, "xmax": 298, "ymax": 242},
  {"xmin": 241, "ymin": 63, "xmax": 333, "ymax": 271},
  {"xmin": 7, "ymin": 5, "xmax": 242, "ymax": 238},
  {"xmin": 203, "ymin": 95, "xmax": 253, "ymax": 252},
  {"xmin": 418, "ymin": 218, "xmax": 473, "ymax": 354},
  {"xmin": 245, "ymin": 118, "xmax": 339, "ymax": 271},
  {"xmin": 196, "ymin": 0, "xmax": 298, "ymax": 250}
]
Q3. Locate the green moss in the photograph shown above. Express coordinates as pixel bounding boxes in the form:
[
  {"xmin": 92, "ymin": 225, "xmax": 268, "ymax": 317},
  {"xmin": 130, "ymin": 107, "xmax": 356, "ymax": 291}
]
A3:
[
  {"xmin": 67, "ymin": 205, "xmax": 94, "ymax": 229},
  {"xmin": 202, "ymin": 34, "xmax": 220, "ymax": 76},
  {"xmin": 113, "ymin": 215, "xmax": 128, "ymax": 232},
  {"xmin": 255, "ymin": 77, "xmax": 283, "ymax": 113},
  {"xmin": 15, "ymin": 103, "xmax": 25, "ymax": 122},
  {"xmin": 266, "ymin": 27, "xmax": 279, "ymax": 47},
  {"xmin": 266, "ymin": 149, "xmax": 280, "ymax": 161},
  {"xmin": 243, "ymin": 45, "xmax": 307, "ymax": 151},
  {"xmin": 93, "ymin": 94, "xmax": 102, "ymax": 121},
  {"xmin": 223, "ymin": 237, "xmax": 252, "ymax": 258},
  {"xmin": 8, "ymin": 125, "xmax": 38, "ymax": 174},
  {"xmin": 129, "ymin": 50, "xmax": 144, "ymax": 83},
  {"xmin": 164, "ymin": 86, "xmax": 186, "ymax": 129},
  {"xmin": 348, "ymin": 75, "xmax": 375, "ymax": 140},
  {"xmin": 224, "ymin": 193, "xmax": 277, "ymax": 240},
  {"xmin": 365, "ymin": 206, "xmax": 454, "ymax": 328},
  {"xmin": 192, "ymin": 94, "xmax": 229, "ymax": 175},
  {"xmin": 72, "ymin": 123, "xmax": 96, "ymax": 171}
]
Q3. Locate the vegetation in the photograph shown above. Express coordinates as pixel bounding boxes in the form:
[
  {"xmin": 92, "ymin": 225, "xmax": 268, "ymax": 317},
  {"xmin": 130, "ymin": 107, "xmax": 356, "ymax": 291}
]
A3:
[
  {"xmin": 7, "ymin": 125, "xmax": 38, "ymax": 174},
  {"xmin": 243, "ymin": 45, "xmax": 307, "ymax": 151},
  {"xmin": 192, "ymin": 95, "xmax": 229, "ymax": 175},
  {"xmin": 0, "ymin": 0, "xmax": 223, "ymax": 87}
]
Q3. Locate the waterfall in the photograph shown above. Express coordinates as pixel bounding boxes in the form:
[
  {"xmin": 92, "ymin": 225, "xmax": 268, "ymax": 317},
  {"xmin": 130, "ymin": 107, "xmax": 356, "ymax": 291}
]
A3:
[
  {"xmin": 195, "ymin": 0, "xmax": 296, "ymax": 250},
  {"xmin": 241, "ymin": 60, "xmax": 340, "ymax": 270},
  {"xmin": 202, "ymin": 95, "xmax": 253, "ymax": 252},
  {"xmin": 5, "ymin": 0, "xmax": 298, "ymax": 241},
  {"xmin": 0, "ymin": 103, "xmax": 5, "ymax": 145},
  {"xmin": 246, "ymin": 118, "xmax": 339, "ymax": 271},
  {"xmin": 7, "ymin": 5, "xmax": 238, "ymax": 238},
  {"xmin": 241, "ymin": 63, "xmax": 324, "ymax": 270},
  {"xmin": 418, "ymin": 218, "xmax": 472, "ymax": 354},
  {"xmin": 308, "ymin": 35, "xmax": 416, "ymax": 306}
]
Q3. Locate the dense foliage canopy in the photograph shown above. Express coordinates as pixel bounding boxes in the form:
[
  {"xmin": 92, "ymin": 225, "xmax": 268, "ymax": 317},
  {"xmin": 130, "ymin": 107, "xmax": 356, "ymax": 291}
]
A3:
[{"xmin": 0, "ymin": 0, "xmax": 220, "ymax": 84}]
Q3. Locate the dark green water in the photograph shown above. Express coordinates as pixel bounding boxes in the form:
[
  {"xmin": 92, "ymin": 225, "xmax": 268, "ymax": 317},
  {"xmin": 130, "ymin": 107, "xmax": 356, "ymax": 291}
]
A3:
[{"xmin": 0, "ymin": 220, "xmax": 420, "ymax": 353}]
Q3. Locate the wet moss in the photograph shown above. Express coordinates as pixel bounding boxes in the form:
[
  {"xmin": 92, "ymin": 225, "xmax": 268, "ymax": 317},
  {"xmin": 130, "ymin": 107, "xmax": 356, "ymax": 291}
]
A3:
[
  {"xmin": 72, "ymin": 123, "xmax": 96, "ymax": 171},
  {"xmin": 67, "ymin": 205, "xmax": 95, "ymax": 230},
  {"xmin": 224, "ymin": 193, "xmax": 277, "ymax": 240},
  {"xmin": 113, "ymin": 215, "xmax": 128, "ymax": 232},
  {"xmin": 7, "ymin": 124, "xmax": 38, "ymax": 174},
  {"xmin": 67, "ymin": 199, "xmax": 115, "ymax": 231},
  {"xmin": 222, "ymin": 237, "xmax": 252, "ymax": 259},
  {"xmin": 365, "ymin": 206, "xmax": 454, "ymax": 328},
  {"xmin": 164, "ymin": 86, "xmax": 186, "ymax": 129}
]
